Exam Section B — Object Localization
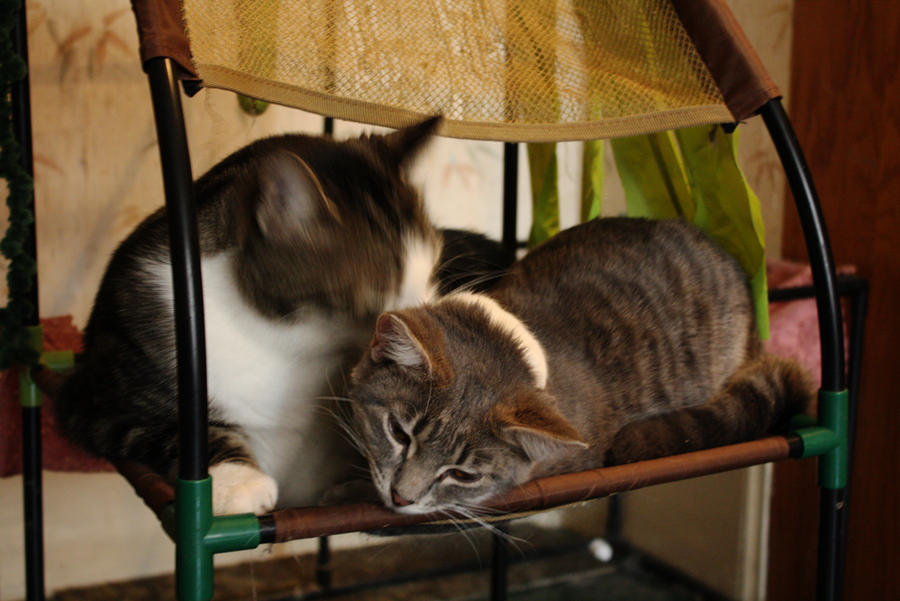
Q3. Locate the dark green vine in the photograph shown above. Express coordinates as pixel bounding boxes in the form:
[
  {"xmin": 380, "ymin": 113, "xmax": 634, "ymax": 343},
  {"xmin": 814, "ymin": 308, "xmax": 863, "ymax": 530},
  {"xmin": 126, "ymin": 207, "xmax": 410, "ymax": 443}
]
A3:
[{"xmin": 0, "ymin": 0, "xmax": 39, "ymax": 369}]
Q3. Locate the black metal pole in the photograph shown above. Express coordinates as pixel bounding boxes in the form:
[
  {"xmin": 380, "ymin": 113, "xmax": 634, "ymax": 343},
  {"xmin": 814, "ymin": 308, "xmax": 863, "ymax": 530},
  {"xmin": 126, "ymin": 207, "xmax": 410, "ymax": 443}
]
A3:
[
  {"xmin": 760, "ymin": 98, "xmax": 847, "ymax": 601},
  {"xmin": 760, "ymin": 99, "xmax": 844, "ymax": 391},
  {"xmin": 21, "ymin": 404, "xmax": 44, "ymax": 601},
  {"xmin": 502, "ymin": 143, "xmax": 518, "ymax": 254},
  {"xmin": 605, "ymin": 495, "xmax": 623, "ymax": 544},
  {"xmin": 316, "ymin": 536, "xmax": 332, "ymax": 592},
  {"xmin": 845, "ymin": 278, "xmax": 868, "ymax": 481},
  {"xmin": 837, "ymin": 277, "xmax": 867, "ymax": 598},
  {"xmin": 10, "ymin": 4, "xmax": 36, "ymax": 316},
  {"xmin": 12, "ymin": 2, "xmax": 45, "ymax": 599},
  {"xmin": 145, "ymin": 58, "xmax": 208, "ymax": 481},
  {"xmin": 490, "ymin": 530, "xmax": 508, "ymax": 601}
]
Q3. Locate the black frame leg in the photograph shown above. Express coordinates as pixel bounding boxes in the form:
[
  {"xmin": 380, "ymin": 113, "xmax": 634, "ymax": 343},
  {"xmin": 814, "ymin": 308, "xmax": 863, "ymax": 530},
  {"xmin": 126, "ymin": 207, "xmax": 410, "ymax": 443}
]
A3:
[
  {"xmin": 145, "ymin": 57, "xmax": 208, "ymax": 484},
  {"xmin": 761, "ymin": 98, "xmax": 848, "ymax": 601},
  {"xmin": 490, "ymin": 530, "xmax": 509, "ymax": 601},
  {"xmin": 11, "ymin": 0, "xmax": 44, "ymax": 598},
  {"xmin": 316, "ymin": 536, "xmax": 332, "ymax": 592}
]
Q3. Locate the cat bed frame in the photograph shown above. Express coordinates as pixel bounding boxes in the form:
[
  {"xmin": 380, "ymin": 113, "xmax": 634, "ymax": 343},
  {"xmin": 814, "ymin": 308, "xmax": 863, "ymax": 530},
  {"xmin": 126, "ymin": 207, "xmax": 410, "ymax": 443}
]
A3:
[{"xmin": 9, "ymin": 1, "xmax": 854, "ymax": 600}]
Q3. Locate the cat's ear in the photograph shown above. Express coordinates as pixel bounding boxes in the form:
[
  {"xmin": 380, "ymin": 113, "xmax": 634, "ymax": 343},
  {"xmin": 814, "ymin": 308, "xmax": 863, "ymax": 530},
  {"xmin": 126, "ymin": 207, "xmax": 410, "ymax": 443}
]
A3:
[
  {"xmin": 494, "ymin": 391, "xmax": 589, "ymax": 463},
  {"xmin": 368, "ymin": 311, "xmax": 454, "ymax": 385},
  {"xmin": 382, "ymin": 115, "xmax": 442, "ymax": 165},
  {"xmin": 254, "ymin": 150, "xmax": 338, "ymax": 241},
  {"xmin": 370, "ymin": 312, "xmax": 431, "ymax": 371}
]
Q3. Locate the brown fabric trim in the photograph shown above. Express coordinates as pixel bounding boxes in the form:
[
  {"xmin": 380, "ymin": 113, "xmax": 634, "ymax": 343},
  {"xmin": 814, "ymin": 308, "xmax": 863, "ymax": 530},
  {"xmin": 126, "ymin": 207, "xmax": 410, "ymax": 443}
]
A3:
[
  {"xmin": 110, "ymin": 437, "xmax": 791, "ymax": 542},
  {"xmin": 130, "ymin": 0, "xmax": 197, "ymax": 79},
  {"xmin": 672, "ymin": 0, "xmax": 781, "ymax": 121},
  {"xmin": 116, "ymin": 461, "xmax": 175, "ymax": 518},
  {"xmin": 197, "ymin": 64, "xmax": 734, "ymax": 143},
  {"xmin": 272, "ymin": 436, "xmax": 791, "ymax": 542}
]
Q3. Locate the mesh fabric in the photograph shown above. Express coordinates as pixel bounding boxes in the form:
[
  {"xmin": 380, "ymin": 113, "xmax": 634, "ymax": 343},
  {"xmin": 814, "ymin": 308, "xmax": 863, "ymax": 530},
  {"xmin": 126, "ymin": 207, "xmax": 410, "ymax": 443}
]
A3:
[{"xmin": 183, "ymin": 0, "xmax": 733, "ymax": 141}]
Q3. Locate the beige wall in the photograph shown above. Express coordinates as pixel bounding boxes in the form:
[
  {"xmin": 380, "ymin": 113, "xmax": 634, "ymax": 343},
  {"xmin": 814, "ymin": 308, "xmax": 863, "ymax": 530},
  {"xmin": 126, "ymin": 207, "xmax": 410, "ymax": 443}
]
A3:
[{"xmin": 1, "ymin": 0, "xmax": 794, "ymax": 599}]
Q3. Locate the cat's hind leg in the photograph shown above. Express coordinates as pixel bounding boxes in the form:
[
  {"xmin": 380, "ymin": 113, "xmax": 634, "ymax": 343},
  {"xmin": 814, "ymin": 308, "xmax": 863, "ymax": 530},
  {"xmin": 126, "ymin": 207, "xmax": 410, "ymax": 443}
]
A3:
[
  {"xmin": 605, "ymin": 355, "xmax": 814, "ymax": 465},
  {"xmin": 208, "ymin": 426, "xmax": 278, "ymax": 515}
]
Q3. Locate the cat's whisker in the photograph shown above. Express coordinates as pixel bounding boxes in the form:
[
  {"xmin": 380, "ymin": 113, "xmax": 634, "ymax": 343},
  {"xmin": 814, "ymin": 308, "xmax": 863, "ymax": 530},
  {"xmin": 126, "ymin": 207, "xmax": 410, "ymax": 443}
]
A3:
[
  {"xmin": 446, "ymin": 271, "xmax": 507, "ymax": 294},
  {"xmin": 312, "ymin": 404, "xmax": 369, "ymax": 457},
  {"xmin": 436, "ymin": 508, "xmax": 483, "ymax": 562},
  {"xmin": 314, "ymin": 394, "xmax": 356, "ymax": 404},
  {"xmin": 448, "ymin": 504, "xmax": 527, "ymax": 555},
  {"xmin": 349, "ymin": 465, "xmax": 372, "ymax": 478}
]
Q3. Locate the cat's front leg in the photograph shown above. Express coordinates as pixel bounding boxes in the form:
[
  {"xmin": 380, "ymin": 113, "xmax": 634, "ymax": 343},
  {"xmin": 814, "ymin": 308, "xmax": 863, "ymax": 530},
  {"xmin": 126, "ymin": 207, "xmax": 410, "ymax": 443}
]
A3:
[
  {"xmin": 209, "ymin": 462, "xmax": 278, "ymax": 515},
  {"xmin": 208, "ymin": 425, "xmax": 278, "ymax": 515}
]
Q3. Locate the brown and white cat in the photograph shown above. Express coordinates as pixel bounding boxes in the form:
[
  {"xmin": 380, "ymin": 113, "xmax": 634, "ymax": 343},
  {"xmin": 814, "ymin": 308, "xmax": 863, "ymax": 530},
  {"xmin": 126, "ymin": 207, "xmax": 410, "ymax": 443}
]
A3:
[
  {"xmin": 348, "ymin": 217, "xmax": 813, "ymax": 515},
  {"xmin": 55, "ymin": 117, "xmax": 513, "ymax": 515}
]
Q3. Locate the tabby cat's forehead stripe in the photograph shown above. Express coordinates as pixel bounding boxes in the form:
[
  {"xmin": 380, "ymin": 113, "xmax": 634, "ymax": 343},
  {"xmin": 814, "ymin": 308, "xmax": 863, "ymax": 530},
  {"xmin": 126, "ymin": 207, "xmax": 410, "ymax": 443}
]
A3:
[
  {"xmin": 455, "ymin": 443, "xmax": 472, "ymax": 466},
  {"xmin": 441, "ymin": 292, "xmax": 549, "ymax": 389}
]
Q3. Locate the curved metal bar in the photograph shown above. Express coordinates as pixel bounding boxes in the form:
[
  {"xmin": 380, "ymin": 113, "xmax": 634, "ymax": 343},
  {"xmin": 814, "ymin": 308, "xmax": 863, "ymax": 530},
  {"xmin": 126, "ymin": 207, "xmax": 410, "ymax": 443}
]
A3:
[
  {"xmin": 760, "ymin": 98, "xmax": 848, "ymax": 601},
  {"xmin": 145, "ymin": 57, "xmax": 208, "ymax": 482},
  {"xmin": 760, "ymin": 99, "xmax": 845, "ymax": 391}
]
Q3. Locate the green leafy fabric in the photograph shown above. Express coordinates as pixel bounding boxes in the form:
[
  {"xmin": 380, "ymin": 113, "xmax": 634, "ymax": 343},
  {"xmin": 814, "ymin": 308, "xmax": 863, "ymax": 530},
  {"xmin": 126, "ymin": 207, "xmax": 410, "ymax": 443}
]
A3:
[
  {"xmin": 611, "ymin": 131, "xmax": 694, "ymax": 220},
  {"xmin": 675, "ymin": 125, "xmax": 769, "ymax": 338},
  {"xmin": 581, "ymin": 140, "xmax": 603, "ymax": 222},
  {"xmin": 527, "ymin": 142, "xmax": 560, "ymax": 247},
  {"xmin": 1, "ymin": 0, "xmax": 39, "ymax": 369}
]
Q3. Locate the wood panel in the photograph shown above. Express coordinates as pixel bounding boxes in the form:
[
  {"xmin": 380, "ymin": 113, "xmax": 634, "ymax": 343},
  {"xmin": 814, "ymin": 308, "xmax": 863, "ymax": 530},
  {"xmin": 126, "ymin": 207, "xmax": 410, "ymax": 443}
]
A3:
[{"xmin": 769, "ymin": 2, "xmax": 900, "ymax": 600}]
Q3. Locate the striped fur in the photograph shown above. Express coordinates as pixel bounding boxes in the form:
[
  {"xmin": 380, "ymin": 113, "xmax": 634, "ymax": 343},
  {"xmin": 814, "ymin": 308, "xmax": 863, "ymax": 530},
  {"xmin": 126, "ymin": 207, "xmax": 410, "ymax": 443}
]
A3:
[{"xmin": 349, "ymin": 217, "xmax": 814, "ymax": 513}]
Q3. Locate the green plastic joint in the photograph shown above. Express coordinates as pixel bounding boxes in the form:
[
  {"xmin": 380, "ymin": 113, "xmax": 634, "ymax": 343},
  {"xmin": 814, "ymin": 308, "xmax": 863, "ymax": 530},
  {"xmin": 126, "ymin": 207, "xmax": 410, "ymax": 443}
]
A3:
[
  {"xmin": 19, "ymin": 326, "xmax": 44, "ymax": 407},
  {"xmin": 792, "ymin": 389, "xmax": 849, "ymax": 490},
  {"xmin": 18, "ymin": 367, "xmax": 41, "ymax": 407},
  {"xmin": 176, "ymin": 478, "xmax": 214, "ymax": 601},
  {"xmin": 205, "ymin": 513, "xmax": 262, "ymax": 555},
  {"xmin": 40, "ymin": 349, "xmax": 74, "ymax": 371},
  {"xmin": 175, "ymin": 478, "xmax": 262, "ymax": 601}
]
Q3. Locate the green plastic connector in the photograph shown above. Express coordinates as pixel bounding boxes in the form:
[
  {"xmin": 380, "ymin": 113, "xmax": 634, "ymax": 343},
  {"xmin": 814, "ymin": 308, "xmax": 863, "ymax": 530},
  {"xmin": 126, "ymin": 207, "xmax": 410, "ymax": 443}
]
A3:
[
  {"xmin": 792, "ymin": 389, "xmax": 849, "ymax": 490},
  {"xmin": 817, "ymin": 389, "xmax": 849, "ymax": 490},
  {"xmin": 176, "ymin": 478, "xmax": 214, "ymax": 601},
  {"xmin": 175, "ymin": 478, "xmax": 263, "ymax": 601},
  {"xmin": 19, "ymin": 326, "xmax": 44, "ymax": 407},
  {"xmin": 40, "ymin": 349, "xmax": 74, "ymax": 371},
  {"xmin": 205, "ymin": 513, "xmax": 262, "ymax": 555},
  {"xmin": 19, "ymin": 368, "xmax": 42, "ymax": 407},
  {"xmin": 795, "ymin": 426, "xmax": 840, "ymax": 457}
]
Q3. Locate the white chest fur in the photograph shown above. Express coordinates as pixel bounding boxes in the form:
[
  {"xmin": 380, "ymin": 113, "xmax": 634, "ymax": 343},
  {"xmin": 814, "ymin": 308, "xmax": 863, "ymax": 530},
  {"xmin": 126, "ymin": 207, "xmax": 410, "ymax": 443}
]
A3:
[
  {"xmin": 198, "ymin": 253, "xmax": 357, "ymax": 429},
  {"xmin": 148, "ymin": 254, "xmax": 364, "ymax": 505},
  {"xmin": 147, "ymin": 238, "xmax": 438, "ymax": 507}
]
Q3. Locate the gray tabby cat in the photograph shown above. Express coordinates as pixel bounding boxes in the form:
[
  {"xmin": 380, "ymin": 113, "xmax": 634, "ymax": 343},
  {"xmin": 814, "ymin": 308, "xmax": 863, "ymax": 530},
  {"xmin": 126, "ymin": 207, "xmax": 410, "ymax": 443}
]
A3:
[
  {"xmin": 55, "ymin": 117, "xmax": 512, "ymax": 515},
  {"xmin": 348, "ymin": 217, "xmax": 813, "ymax": 515}
]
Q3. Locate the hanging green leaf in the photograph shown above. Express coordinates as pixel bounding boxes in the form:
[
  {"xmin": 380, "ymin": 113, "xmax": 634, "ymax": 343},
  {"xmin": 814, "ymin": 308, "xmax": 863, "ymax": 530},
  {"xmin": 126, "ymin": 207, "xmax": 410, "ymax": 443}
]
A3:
[
  {"xmin": 611, "ymin": 131, "xmax": 694, "ymax": 220},
  {"xmin": 674, "ymin": 124, "xmax": 769, "ymax": 339},
  {"xmin": 0, "ymin": 1, "xmax": 39, "ymax": 369},
  {"xmin": 527, "ymin": 142, "xmax": 560, "ymax": 247},
  {"xmin": 581, "ymin": 139, "xmax": 603, "ymax": 222}
]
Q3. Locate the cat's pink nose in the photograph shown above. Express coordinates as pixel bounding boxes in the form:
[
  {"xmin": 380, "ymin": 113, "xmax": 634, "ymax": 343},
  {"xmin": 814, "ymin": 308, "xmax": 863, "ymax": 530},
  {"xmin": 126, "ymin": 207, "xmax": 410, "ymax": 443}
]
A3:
[{"xmin": 391, "ymin": 487, "xmax": 413, "ymax": 507}]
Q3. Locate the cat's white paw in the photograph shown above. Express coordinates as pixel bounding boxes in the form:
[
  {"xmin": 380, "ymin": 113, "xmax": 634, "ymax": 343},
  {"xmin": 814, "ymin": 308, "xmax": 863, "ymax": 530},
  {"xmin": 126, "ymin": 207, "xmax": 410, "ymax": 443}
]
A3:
[{"xmin": 209, "ymin": 462, "xmax": 278, "ymax": 515}]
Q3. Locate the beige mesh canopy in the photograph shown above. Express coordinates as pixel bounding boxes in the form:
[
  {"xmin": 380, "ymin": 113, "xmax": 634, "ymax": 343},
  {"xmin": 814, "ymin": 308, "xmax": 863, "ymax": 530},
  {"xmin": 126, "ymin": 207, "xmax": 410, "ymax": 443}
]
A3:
[{"xmin": 136, "ymin": 0, "xmax": 779, "ymax": 142}]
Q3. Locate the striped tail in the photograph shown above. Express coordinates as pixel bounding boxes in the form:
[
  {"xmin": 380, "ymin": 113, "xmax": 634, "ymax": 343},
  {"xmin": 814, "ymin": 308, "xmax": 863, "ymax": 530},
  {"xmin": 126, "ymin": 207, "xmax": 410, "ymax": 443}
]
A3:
[{"xmin": 605, "ymin": 355, "xmax": 815, "ymax": 465}]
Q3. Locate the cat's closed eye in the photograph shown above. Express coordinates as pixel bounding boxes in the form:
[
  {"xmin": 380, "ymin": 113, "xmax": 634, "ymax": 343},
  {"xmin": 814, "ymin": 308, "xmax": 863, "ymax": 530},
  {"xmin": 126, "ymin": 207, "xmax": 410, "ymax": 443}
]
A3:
[
  {"xmin": 387, "ymin": 415, "xmax": 411, "ymax": 447},
  {"xmin": 441, "ymin": 468, "xmax": 482, "ymax": 484}
]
